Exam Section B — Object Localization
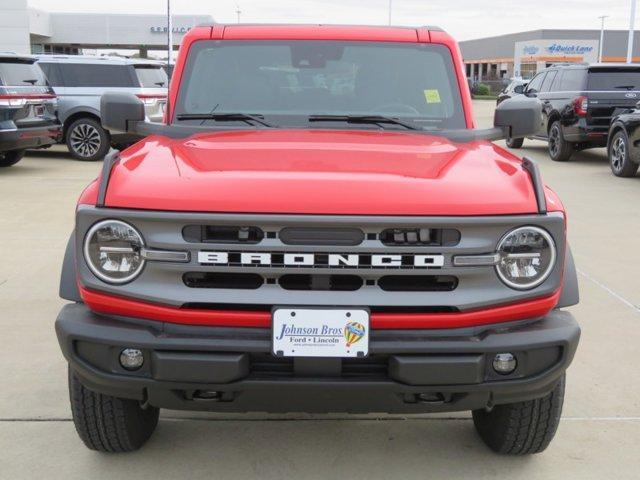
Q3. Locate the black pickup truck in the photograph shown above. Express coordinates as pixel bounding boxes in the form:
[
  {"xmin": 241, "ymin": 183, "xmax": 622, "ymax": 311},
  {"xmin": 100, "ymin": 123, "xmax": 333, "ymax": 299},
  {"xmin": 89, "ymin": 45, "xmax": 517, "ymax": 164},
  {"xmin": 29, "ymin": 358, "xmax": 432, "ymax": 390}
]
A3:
[
  {"xmin": 0, "ymin": 53, "xmax": 60, "ymax": 167},
  {"xmin": 509, "ymin": 63, "xmax": 640, "ymax": 162}
]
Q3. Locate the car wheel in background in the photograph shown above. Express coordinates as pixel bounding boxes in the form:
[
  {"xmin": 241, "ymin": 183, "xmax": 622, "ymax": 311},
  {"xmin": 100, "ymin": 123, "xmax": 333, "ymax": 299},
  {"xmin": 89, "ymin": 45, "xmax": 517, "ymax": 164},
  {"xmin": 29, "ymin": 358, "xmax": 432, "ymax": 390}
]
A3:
[
  {"xmin": 0, "ymin": 150, "xmax": 25, "ymax": 168},
  {"xmin": 548, "ymin": 121, "xmax": 573, "ymax": 162},
  {"xmin": 609, "ymin": 130, "xmax": 639, "ymax": 178},
  {"xmin": 66, "ymin": 117, "xmax": 110, "ymax": 161},
  {"xmin": 506, "ymin": 136, "xmax": 524, "ymax": 149},
  {"xmin": 472, "ymin": 374, "xmax": 565, "ymax": 455},
  {"xmin": 68, "ymin": 368, "xmax": 159, "ymax": 452}
]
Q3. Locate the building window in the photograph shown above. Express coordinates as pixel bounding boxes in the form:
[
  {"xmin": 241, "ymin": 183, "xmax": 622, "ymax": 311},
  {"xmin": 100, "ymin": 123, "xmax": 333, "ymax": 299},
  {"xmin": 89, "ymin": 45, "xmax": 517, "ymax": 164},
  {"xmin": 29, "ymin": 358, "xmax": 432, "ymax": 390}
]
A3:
[{"xmin": 520, "ymin": 62, "xmax": 537, "ymax": 79}]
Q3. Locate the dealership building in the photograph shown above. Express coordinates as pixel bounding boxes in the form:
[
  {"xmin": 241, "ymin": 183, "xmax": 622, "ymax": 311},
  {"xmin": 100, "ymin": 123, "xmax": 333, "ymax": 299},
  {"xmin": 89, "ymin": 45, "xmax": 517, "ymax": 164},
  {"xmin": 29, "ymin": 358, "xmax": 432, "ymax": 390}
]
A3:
[
  {"xmin": 1, "ymin": 0, "xmax": 213, "ymax": 57},
  {"xmin": 460, "ymin": 29, "xmax": 640, "ymax": 82}
]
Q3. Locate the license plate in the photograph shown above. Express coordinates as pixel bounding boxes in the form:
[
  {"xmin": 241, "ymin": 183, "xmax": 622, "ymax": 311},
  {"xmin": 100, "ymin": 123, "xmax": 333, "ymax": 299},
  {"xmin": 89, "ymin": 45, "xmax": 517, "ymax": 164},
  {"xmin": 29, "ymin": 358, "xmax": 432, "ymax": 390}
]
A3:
[
  {"xmin": 272, "ymin": 308, "xmax": 369, "ymax": 358},
  {"xmin": 34, "ymin": 105, "xmax": 45, "ymax": 117}
]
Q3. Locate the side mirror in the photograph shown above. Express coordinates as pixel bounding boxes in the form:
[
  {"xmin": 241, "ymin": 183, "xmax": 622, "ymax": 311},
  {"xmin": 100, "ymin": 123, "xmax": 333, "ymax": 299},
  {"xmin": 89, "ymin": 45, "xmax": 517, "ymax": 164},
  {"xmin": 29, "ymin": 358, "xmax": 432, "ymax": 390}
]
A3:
[
  {"xmin": 494, "ymin": 96, "xmax": 543, "ymax": 138},
  {"xmin": 100, "ymin": 92, "xmax": 145, "ymax": 133},
  {"xmin": 513, "ymin": 85, "xmax": 525, "ymax": 94}
]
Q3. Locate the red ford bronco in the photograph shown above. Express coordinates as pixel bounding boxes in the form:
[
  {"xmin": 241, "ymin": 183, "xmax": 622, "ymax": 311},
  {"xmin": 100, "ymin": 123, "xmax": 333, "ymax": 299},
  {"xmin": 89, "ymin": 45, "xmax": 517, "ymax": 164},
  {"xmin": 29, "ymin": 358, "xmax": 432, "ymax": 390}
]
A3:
[{"xmin": 55, "ymin": 24, "xmax": 580, "ymax": 454}]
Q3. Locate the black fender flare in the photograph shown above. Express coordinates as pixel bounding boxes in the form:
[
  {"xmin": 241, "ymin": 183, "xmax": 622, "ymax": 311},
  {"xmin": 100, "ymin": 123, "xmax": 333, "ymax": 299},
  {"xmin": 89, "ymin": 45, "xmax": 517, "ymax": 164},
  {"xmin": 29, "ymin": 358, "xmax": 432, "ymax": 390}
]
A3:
[
  {"xmin": 59, "ymin": 230, "xmax": 82, "ymax": 303},
  {"xmin": 557, "ymin": 244, "xmax": 579, "ymax": 308}
]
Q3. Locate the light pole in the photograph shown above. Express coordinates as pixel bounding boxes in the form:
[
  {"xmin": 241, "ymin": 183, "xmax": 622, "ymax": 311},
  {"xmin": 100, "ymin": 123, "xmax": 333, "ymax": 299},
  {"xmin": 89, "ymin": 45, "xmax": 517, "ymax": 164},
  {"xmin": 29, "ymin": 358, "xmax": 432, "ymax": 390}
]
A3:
[
  {"xmin": 598, "ymin": 15, "xmax": 608, "ymax": 63},
  {"xmin": 388, "ymin": 0, "xmax": 392, "ymax": 26},
  {"xmin": 628, "ymin": 0, "xmax": 637, "ymax": 63},
  {"xmin": 236, "ymin": 3, "xmax": 242, "ymax": 23},
  {"xmin": 167, "ymin": 0, "xmax": 173, "ymax": 65}
]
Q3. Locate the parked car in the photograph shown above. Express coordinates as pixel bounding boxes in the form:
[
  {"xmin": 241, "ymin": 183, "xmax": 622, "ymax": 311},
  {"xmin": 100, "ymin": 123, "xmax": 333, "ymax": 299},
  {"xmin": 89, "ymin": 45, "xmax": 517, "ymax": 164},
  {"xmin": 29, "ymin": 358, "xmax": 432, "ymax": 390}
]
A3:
[
  {"xmin": 510, "ymin": 63, "xmax": 640, "ymax": 161},
  {"xmin": 0, "ymin": 53, "xmax": 60, "ymax": 168},
  {"xmin": 36, "ymin": 55, "xmax": 167, "ymax": 161},
  {"xmin": 55, "ymin": 24, "xmax": 580, "ymax": 454},
  {"xmin": 607, "ymin": 103, "xmax": 640, "ymax": 177},
  {"xmin": 497, "ymin": 79, "xmax": 527, "ymax": 106}
]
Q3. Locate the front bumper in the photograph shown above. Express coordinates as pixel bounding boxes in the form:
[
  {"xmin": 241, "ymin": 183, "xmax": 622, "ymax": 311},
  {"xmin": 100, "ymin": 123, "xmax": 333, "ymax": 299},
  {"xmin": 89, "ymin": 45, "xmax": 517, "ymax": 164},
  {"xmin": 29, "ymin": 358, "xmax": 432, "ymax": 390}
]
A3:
[
  {"xmin": 56, "ymin": 304, "xmax": 580, "ymax": 414},
  {"xmin": 0, "ymin": 124, "xmax": 60, "ymax": 151}
]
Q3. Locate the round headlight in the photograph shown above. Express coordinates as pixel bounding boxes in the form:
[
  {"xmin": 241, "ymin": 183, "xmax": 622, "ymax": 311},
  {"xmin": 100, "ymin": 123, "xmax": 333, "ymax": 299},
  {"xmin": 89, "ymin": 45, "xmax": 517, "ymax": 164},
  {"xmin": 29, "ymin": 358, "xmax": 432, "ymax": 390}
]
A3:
[
  {"xmin": 84, "ymin": 220, "xmax": 145, "ymax": 284},
  {"xmin": 495, "ymin": 226, "xmax": 556, "ymax": 290}
]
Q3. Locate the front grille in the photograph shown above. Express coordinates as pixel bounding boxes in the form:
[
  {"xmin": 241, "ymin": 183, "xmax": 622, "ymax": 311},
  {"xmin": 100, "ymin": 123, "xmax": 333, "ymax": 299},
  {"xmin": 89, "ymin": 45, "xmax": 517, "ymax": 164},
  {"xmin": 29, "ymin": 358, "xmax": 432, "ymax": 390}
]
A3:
[{"xmin": 77, "ymin": 207, "xmax": 566, "ymax": 312}]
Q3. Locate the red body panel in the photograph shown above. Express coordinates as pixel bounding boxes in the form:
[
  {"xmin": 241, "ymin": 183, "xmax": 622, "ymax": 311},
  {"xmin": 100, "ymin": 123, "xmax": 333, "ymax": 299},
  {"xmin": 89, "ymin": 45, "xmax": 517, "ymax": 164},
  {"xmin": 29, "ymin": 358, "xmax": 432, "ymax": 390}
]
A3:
[
  {"xmin": 101, "ymin": 130, "xmax": 540, "ymax": 216},
  {"xmin": 80, "ymin": 287, "xmax": 561, "ymax": 330}
]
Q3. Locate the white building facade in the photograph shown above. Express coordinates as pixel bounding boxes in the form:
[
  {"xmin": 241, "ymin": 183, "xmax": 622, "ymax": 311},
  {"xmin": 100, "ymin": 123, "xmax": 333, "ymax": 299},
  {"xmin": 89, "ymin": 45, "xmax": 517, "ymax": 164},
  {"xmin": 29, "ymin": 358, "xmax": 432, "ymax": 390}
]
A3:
[{"xmin": 0, "ymin": 0, "xmax": 214, "ymax": 56}]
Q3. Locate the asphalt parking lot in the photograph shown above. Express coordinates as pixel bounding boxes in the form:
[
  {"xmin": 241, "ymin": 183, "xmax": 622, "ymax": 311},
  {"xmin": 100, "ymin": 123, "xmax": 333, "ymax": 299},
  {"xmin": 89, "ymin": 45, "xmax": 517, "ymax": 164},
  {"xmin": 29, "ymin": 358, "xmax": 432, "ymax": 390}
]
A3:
[{"xmin": 0, "ymin": 100, "xmax": 639, "ymax": 479}]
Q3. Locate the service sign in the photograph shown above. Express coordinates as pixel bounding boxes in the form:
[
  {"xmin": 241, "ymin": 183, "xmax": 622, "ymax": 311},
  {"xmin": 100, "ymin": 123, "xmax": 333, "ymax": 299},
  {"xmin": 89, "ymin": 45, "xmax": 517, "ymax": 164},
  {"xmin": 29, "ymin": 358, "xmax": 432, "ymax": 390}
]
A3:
[{"xmin": 272, "ymin": 308, "xmax": 369, "ymax": 358}]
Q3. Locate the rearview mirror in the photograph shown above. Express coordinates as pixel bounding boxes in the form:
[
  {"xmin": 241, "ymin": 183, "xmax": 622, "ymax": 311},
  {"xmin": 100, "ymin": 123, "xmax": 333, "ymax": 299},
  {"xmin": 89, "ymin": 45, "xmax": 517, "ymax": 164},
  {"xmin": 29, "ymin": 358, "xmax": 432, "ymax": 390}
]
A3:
[
  {"xmin": 100, "ymin": 92, "xmax": 145, "ymax": 134},
  {"xmin": 494, "ymin": 96, "xmax": 542, "ymax": 138}
]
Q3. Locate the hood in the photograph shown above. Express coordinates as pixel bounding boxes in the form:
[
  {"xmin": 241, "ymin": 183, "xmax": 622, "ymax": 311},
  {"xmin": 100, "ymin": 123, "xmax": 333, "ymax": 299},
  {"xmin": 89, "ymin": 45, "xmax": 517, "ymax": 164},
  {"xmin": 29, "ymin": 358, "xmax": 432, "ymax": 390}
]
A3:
[{"xmin": 104, "ymin": 129, "xmax": 540, "ymax": 216}]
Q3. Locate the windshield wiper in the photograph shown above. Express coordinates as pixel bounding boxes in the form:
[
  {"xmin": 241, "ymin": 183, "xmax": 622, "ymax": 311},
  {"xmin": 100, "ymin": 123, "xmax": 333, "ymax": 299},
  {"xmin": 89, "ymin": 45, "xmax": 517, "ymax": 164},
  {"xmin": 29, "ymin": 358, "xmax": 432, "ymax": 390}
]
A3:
[
  {"xmin": 308, "ymin": 114, "xmax": 421, "ymax": 130},
  {"xmin": 175, "ymin": 113, "xmax": 275, "ymax": 128},
  {"xmin": 614, "ymin": 85, "xmax": 637, "ymax": 90}
]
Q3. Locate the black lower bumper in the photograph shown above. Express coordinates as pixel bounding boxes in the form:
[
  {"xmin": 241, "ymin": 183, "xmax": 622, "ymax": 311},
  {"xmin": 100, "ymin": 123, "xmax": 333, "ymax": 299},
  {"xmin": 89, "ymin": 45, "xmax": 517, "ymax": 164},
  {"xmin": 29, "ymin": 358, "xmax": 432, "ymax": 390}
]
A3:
[
  {"xmin": 56, "ymin": 304, "xmax": 580, "ymax": 414},
  {"xmin": 0, "ymin": 124, "xmax": 60, "ymax": 151}
]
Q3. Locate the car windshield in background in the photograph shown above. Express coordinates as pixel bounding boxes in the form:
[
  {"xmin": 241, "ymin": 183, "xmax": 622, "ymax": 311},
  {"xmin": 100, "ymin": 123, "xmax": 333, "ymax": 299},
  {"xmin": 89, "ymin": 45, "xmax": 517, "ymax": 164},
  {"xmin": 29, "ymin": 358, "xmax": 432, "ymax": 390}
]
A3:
[
  {"xmin": 0, "ymin": 60, "xmax": 47, "ymax": 86},
  {"xmin": 588, "ymin": 68, "xmax": 640, "ymax": 91},
  {"xmin": 134, "ymin": 65, "xmax": 168, "ymax": 88},
  {"xmin": 175, "ymin": 41, "xmax": 466, "ymax": 129}
]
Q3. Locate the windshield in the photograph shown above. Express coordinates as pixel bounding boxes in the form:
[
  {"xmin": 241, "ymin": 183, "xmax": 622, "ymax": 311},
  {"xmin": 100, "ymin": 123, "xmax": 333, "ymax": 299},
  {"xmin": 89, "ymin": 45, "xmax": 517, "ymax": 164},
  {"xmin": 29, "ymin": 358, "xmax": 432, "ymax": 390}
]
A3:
[
  {"xmin": 175, "ymin": 40, "xmax": 466, "ymax": 129},
  {"xmin": 0, "ymin": 60, "xmax": 47, "ymax": 87},
  {"xmin": 134, "ymin": 65, "xmax": 168, "ymax": 88},
  {"xmin": 588, "ymin": 68, "xmax": 640, "ymax": 90}
]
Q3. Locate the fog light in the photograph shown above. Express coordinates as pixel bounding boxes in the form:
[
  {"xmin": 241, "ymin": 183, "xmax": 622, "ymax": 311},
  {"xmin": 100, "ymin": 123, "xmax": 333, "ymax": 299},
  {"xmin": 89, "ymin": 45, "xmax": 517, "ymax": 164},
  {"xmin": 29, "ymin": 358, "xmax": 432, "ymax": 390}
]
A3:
[
  {"xmin": 119, "ymin": 348, "xmax": 144, "ymax": 370},
  {"xmin": 492, "ymin": 353, "xmax": 517, "ymax": 375}
]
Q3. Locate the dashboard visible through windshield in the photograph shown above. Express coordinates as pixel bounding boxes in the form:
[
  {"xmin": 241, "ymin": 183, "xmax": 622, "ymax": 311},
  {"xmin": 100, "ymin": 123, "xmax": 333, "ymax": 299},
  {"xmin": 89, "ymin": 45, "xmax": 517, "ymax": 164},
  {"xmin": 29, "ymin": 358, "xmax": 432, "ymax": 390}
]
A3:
[{"xmin": 174, "ymin": 40, "xmax": 466, "ymax": 130}]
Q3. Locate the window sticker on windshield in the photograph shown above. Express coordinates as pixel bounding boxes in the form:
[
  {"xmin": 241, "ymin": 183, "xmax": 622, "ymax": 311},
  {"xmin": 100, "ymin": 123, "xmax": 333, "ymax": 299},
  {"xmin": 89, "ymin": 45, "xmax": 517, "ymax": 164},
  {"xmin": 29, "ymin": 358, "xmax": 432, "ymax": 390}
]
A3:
[{"xmin": 424, "ymin": 89, "xmax": 441, "ymax": 104}]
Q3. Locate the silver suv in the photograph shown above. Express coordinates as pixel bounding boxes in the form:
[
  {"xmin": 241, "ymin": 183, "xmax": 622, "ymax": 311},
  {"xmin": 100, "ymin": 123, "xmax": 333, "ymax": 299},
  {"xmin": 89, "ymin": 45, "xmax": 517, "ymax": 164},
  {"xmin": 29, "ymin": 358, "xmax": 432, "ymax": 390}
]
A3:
[{"xmin": 37, "ymin": 55, "xmax": 167, "ymax": 161}]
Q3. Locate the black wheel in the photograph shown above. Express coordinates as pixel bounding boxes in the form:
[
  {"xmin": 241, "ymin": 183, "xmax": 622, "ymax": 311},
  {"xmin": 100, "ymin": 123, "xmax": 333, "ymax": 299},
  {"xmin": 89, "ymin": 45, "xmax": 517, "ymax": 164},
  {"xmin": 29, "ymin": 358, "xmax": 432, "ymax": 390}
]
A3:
[
  {"xmin": 0, "ymin": 150, "xmax": 25, "ymax": 168},
  {"xmin": 472, "ymin": 374, "xmax": 565, "ymax": 455},
  {"xmin": 506, "ymin": 136, "xmax": 524, "ymax": 149},
  {"xmin": 66, "ymin": 117, "xmax": 110, "ymax": 161},
  {"xmin": 609, "ymin": 130, "xmax": 639, "ymax": 177},
  {"xmin": 548, "ymin": 121, "xmax": 573, "ymax": 162},
  {"xmin": 69, "ymin": 368, "xmax": 159, "ymax": 452}
]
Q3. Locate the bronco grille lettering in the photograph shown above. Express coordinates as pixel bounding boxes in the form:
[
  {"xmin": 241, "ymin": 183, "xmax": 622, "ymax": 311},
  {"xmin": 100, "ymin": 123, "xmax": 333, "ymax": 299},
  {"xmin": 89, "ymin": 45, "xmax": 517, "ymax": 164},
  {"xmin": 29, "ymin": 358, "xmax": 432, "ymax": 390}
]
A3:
[{"xmin": 197, "ymin": 251, "xmax": 445, "ymax": 268}]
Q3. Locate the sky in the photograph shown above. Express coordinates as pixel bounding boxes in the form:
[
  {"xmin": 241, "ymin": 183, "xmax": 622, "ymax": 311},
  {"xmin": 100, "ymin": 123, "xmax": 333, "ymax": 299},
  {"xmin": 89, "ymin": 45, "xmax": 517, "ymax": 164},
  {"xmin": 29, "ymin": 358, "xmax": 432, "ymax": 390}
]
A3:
[{"xmin": 27, "ymin": 0, "xmax": 637, "ymax": 41}]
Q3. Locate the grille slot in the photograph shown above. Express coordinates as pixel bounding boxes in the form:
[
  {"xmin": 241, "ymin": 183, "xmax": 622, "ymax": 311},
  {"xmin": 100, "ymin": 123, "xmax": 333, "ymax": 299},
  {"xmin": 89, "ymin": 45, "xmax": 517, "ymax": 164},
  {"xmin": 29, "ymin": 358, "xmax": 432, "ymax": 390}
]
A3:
[
  {"xmin": 279, "ymin": 227, "xmax": 364, "ymax": 246},
  {"xmin": 279, "ymin": 274, "xmax": 363, "ymax": 291},
  {"xmin": 378, "ymin": 275, "xmax": 458, "ymax": 292},
  {"xmin": 183, "ymin": 272, "xmax": 264, "ymax": 289},
  {"xmin": 380, "ymin": 228, "xmax": 460, "ymax": 246},
  {"xmin": 249, "ymin": 354, "xmax": 388, "ymax": 378},
  {"xmin": 183, "ymin": 225, "xmax": 264, "ymax": 244}
]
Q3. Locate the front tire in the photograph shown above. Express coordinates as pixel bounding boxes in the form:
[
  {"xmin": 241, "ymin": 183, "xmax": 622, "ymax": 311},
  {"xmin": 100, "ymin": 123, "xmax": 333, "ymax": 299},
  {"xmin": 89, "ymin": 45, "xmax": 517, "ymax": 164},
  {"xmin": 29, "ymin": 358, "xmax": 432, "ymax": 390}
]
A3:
[
  {"xmin": 66, "ymin": 117, "xmax": 110, "ymax": 161},
  {"xmin": 0, "ymin": 150, "xmax": 25, "ymax": 167},
  {"xmin": 69, "ymin": 368, "xmax": 159, "ymax": 452},
  {"xmin": 472, "ymin": 374, "xmax": 565, "ymax": 455},
  {"xmin": 506, "ymin": 136, "xmax": 524, "ymax": 149},
  {"xmin": 548, "ymin": 121, "xmax": 573, "ymax": 162},
  {"xmin": 609, "ymin": 130, "xmax": 639, "ymax": 177}
]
